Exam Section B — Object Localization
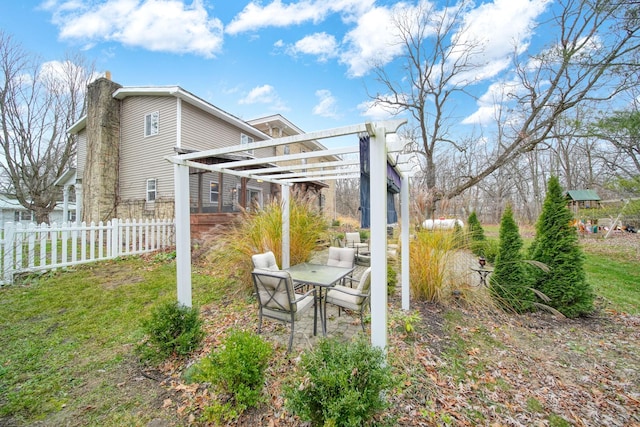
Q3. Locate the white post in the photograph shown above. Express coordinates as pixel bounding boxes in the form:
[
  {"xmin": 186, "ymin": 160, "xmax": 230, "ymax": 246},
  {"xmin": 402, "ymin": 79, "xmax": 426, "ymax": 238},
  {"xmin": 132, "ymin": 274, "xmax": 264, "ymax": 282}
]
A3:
[
  {"xmin": 174, "ymin": 163, "xmax": 192, "ymax": 307},
  {"xmin": 369, "ymin": 125, "xmax": 388, "ymax": 351},
  {"xmin": 281, "ymin": 185, "xmax": 290, "ymax": 269},
  {"xmin": 62, "ymin": 185, "xmax": 70, "ymax": 223},
  {"xmin": 401, "ymin": 173, "xmax": 410, "ymax": 311},
  {"xmin": 75, "ymin": 184, "xmax": 83, "ymax": 223},
  {"xmin": 3, "ymin": 222, "xmax": 15, "ymax": 284}
]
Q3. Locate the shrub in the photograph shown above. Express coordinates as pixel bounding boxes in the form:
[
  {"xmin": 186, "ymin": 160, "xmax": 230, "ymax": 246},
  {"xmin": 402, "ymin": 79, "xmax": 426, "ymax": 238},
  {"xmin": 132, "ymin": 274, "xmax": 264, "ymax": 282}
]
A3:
[
  {"xmin": 136, "ymin": 301, "xmax": 204, "ymax": 363},
  {"xmin": 529, "ymin": 176, "xmax": 594, "ymax": 318},
  {"xmin": 192, "ymin": 329, "xmax": 272, "ymax": 423},
  {"xmin": 409, "ymin": 229, "xmax": 460, "ymax": 302},
  {"xmin": 489, "ymin": 204, "xmax": 535, "ymax": 313},
  {"xmin": 467, "ymin": 211, "xmax": 486, "ymax": 243},
  {"xmin": 284, "ymin": 337, "xmax": 393, "ymax": 427}
]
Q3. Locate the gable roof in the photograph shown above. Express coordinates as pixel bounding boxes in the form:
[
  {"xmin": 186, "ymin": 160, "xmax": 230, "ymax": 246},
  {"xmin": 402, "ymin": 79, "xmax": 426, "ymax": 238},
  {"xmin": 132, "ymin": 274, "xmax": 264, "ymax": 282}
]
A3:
[
  {"xmin": 566, "ymin": 189, "xmax": 601, "ymax": 201},
  {"xmin": 68, "ymin": 85, "xmax": 269, "ymax": 141}
]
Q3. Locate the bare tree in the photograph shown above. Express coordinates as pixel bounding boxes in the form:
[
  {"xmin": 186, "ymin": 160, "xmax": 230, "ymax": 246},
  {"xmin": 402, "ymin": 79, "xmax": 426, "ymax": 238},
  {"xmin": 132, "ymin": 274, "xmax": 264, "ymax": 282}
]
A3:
[
  {"xmin": 369, "ymin": 0, "xmax": 481, "ymax": 215},
  {"xmin": 371, "ymin": 0, "xmax": 640, "ymax": 213},
  {"xmin": 0, "ymin": 31, "xmax": 94, "ymax": 223}
]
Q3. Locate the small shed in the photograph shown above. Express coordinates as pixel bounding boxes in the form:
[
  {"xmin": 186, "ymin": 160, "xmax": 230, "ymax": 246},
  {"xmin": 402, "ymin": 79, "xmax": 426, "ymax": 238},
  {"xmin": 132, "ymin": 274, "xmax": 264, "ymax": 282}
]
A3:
[{"xmin": 566, "ymin": 189, "xmax": 601, "ymax": 214}]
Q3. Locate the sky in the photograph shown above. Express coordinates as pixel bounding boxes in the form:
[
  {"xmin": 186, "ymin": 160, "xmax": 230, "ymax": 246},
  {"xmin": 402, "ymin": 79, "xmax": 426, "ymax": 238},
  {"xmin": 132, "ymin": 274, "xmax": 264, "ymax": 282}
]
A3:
[{"xmin": 1, "ymin": 0, "xmax": 552, "ymax": 147}]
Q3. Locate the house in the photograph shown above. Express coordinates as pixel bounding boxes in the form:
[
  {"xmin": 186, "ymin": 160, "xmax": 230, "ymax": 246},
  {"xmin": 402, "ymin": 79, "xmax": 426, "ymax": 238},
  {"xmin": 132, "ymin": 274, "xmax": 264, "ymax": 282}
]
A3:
[
  {"xmin": 66, "ymin": 75, "xmax": 336, "ymax": 234},
  {"xmin": 0, "ymin": 195, "xmax": 76, "ymax": 228}
]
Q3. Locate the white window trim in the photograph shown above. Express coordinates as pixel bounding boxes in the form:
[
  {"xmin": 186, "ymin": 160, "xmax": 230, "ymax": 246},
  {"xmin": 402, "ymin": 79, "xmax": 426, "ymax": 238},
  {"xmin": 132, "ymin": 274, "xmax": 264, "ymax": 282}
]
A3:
[
  {"xmin": 241, "ymin": 133, "xmax": 254, "ymax": 155},
  {"xmin": 209, "ymin": 181, "xmax": 219, "ymax": 204},
  {"xmin": 144, "ymin": 111, "xmax": 159, "ymax": 137},
  {"xmin": 146, "ymin": 178, "xmax": 157, "ymax": 202}
]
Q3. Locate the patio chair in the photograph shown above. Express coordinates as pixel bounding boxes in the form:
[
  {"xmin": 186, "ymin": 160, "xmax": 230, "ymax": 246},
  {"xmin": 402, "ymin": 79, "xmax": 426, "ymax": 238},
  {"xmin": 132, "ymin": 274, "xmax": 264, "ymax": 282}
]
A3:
[
  {"xmin": 325, "ymin": 267, "xmax": 371, "ymax": 332},
  {"xmin": 326, "ymin": 246, "xmax": 355, "ymax": 286},
  {"xmin": 251, "ymin": 251, "xmax": 279, "ymax": 270},
  {"xmin": 344, "ymin": 232, "xmax": 369, "ymax": 251},
  {"xmin": 251, "ymin": 269, "xmax": 317, "ymax": 352}
]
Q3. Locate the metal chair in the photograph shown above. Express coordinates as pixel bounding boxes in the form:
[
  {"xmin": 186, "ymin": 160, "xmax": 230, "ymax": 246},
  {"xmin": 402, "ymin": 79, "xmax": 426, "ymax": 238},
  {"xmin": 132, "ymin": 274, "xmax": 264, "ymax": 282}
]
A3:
[
  {"xmin": 251, "ymin": 251, "xmax": 279, "ymax": 270},
  {"xmin": 326, "ymin": 246, "xmax": 355, "ymax": 286},
  {"xmin": 251, "ymin": 269, "xmax": 317, "ymax": 352},
  {"xmin": 325, "ymin": 267, "xmax": 371, "ymax": 332}
]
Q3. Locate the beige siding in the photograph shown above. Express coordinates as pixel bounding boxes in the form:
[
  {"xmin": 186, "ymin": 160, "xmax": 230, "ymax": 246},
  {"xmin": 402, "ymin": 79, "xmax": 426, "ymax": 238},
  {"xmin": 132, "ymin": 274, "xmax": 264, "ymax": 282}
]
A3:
[
  {"xmin": 119, "ymin": 96, "xmax": 177, "ymax": 204},
  {"xmin": 181, "ymin": 102, "xmax": 271, "ymax": 155}
]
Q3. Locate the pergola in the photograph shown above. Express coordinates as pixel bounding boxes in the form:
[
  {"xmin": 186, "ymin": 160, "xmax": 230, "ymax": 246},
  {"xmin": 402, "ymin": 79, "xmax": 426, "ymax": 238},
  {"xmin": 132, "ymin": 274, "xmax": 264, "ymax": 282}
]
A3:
[{"xmin": 165, "ymin": 119, "xmax": 415, "ymax": 350}]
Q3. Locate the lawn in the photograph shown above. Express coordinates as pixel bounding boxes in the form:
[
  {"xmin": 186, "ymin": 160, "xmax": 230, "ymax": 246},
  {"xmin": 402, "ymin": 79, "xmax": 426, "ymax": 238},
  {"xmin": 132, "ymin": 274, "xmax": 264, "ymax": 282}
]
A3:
[{"xmin": 1, "ymin": 235, "xmax": 639, "ymax": 426}]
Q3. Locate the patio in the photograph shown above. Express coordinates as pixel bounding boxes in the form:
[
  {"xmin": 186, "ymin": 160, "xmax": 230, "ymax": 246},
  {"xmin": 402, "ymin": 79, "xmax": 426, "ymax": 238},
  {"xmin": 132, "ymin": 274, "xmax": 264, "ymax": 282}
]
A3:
[{"xmin": 256, "ymin": 253, "xmax": 371, "ymax": 352}]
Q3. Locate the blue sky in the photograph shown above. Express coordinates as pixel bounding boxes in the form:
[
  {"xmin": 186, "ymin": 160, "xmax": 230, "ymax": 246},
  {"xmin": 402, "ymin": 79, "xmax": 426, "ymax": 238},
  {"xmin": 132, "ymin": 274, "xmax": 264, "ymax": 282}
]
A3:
[{"xmin": 1, "ymin": 0, "xmax": 551, "ymax": 145}]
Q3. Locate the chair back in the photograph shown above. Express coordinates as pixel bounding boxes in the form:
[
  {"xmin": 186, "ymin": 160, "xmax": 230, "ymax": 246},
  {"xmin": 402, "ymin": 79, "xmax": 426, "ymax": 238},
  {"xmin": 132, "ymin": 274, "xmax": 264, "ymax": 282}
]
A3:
[
  {"xmin": 252, "ymin": 270, "xmax": 298, "ymax": 312},
  {"xmin": 356, "ymin": 267, "xmax": 372, "ymax": 296},
  {"xmin": 327, "ymin": 247, "xmax": 355, "ymax": 268},
  {"xmin": 252, "ymin": 251, "xmax": 279, "ymax": 270},
  {"xmin": 345, "ymin": 232, "xmax": 361, "ymax": 246}
]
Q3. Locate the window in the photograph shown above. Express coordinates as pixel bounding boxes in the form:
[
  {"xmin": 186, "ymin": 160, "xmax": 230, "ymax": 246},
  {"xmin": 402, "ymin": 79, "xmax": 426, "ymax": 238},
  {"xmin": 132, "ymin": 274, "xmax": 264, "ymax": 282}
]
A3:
[
  {"xmin": 68, "ymin": 211, "xmax": 76, "ymax": 222},
  {"xmin": 241, "ymin": 133, "xmax": 254, "ymax": 155},
  {"xmin": 283, "ymin": 145, "xmax": 290, "ymax": 155},
  {"xmin": 209, "ymin": 181, "xmax": 219, "ymax": 204},
  {"xmin": 146, "ymin": 179, "xmax": 157, "ymax": 202},
  {"xmin": 14, "ymin": 211, "xmax": 33, "ymax": 222},
  {"xmin": 144, "ymin": 111, "xmax": 159, "ymax": 137}
]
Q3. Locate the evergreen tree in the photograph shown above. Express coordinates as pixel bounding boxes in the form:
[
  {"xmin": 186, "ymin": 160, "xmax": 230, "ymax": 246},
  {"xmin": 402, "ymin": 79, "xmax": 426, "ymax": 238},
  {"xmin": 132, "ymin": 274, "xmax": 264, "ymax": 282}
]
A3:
[
  {"xmin": 529, "ymin": 177, "xmax": 594, "ymax": 317},
  {"xmin": 467, "ymin": 211, "xmax": 486, "ymax": 257},
  {"xmin": 490, "ymin": 204, "xmax": 535, "ymax": 313},
  {"xmin": 467, "ymin": 211, "xmax": 486, "ymax": 241}
]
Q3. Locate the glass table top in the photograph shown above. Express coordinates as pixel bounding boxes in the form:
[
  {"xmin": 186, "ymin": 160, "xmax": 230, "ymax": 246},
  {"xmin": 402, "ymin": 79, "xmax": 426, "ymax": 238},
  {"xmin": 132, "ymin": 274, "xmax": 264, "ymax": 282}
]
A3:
[{"xmin": 285, "ymin": 263, "xmax": 353, "ymax": 287}]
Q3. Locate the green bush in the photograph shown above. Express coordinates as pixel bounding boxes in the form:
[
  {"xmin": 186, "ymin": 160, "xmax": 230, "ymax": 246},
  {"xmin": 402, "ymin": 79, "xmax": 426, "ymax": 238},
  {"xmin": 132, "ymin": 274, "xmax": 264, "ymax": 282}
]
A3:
[
  {"xmin": 136, "ymin": 301, "xmax": 204, "ymax": 363},
  {"xmin": 191, "ymin": 329, "xmax": 272, "ymax": 423},
  {"xmin": 467, "ymin": 211, "xmax": 486, "ymax": 244},
  {"xmin": 489, "ymin": 204, "xmax": 535, "ymax": 313},
  {"xmin": 284, "ymin": 337, "xmax": 394, "ymax": 426},
  {"xmin": 529, "ymin": 176, "xmax": 594, "ymax": 318}
]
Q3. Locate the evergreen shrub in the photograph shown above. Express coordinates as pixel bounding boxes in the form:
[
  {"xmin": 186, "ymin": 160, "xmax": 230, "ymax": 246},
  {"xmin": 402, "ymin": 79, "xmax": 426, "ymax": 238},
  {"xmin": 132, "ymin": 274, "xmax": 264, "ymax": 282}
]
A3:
[
  {"xmin": 192, "ymin": 329, "xmax": 272, "ymax": 423},
  {"xmin": 284, "ymin": 337, "xmax": 394, "ymax": 426},
  {"xmin": 137, "ymin": 301, "xmax": 204, "ymax": 363},
  {"xmin": 529, "ymin": 176, "xmax": 594, "ymax": 317}
]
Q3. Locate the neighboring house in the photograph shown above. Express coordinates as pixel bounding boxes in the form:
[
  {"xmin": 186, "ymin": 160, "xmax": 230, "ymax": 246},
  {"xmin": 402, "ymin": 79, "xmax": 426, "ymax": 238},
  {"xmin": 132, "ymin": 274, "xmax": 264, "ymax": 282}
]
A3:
[
  {"xmin": 66, "ymin": 76, "xmax": 335, "ymax": 233},
  {"xmin": 0, "ymin": 195, "xmax": 76, "ymax": 228}
]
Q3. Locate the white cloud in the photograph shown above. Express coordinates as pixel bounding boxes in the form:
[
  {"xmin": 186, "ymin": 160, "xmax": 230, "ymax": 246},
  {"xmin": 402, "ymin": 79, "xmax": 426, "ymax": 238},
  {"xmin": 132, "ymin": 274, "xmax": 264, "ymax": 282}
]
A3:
[
  {"xmin": 340, "ymin": 5, "xmax": 405, "ymax": 77},
  {"xmin": 450, "ymin": 0, "xmax": 550, "ymax": 84},
  {"xmin": 43, "ymin": 0, "xmax": 224, "ymax": 58},
  {"xmin": 357, "ymin": 94, "xmax": 406, "ymax": 121},
  {"xmin": 239, "ymin": 84, "xmax": 289, "ymax": 111},
  {"xmin": 461, "ymin": 79, "xmax": 522, "ymax": 126},
  {"xmin": 312, "ymin": 89, "xmax": 340, "ymax": 119},
  {"xmin": 226, "ymin": 0, "xmax": 374, "ymax": 35},
  {"xmin": 288, "ymin": 33, "xmax": 338, "ymax": 61}
]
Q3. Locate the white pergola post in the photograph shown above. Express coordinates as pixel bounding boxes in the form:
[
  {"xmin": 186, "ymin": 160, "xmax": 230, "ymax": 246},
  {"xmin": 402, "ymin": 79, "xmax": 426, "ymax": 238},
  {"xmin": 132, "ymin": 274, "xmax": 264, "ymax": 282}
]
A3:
[
  {"xmin": 401, "ymin": 173, "xmax": 410, "ymax": 311},
  {"xmin": 281, "ymin": 184, "xmax": 290, "ymax": 269},
  {"xmin": 174, "ymin": 163, "xmax": 192, "ymax": 307},
  {"xmin": 369, "ymin": 125, "xmax": 388, "ymax": 350}
]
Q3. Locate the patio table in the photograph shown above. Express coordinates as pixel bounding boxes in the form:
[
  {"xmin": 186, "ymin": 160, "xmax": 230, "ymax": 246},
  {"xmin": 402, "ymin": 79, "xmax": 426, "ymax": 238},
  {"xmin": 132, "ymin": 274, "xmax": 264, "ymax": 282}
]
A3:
[{"xmin": 285, "ymin": 263, "xmax": 354, "ymax": 335}]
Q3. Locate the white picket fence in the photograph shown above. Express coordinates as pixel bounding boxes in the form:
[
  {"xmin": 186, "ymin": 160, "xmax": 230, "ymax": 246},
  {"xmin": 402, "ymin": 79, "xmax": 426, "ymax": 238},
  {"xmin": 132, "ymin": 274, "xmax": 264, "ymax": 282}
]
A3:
[{"xmin": 0, "ymin": 218, "xmax": 175, "ymax": 285}]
